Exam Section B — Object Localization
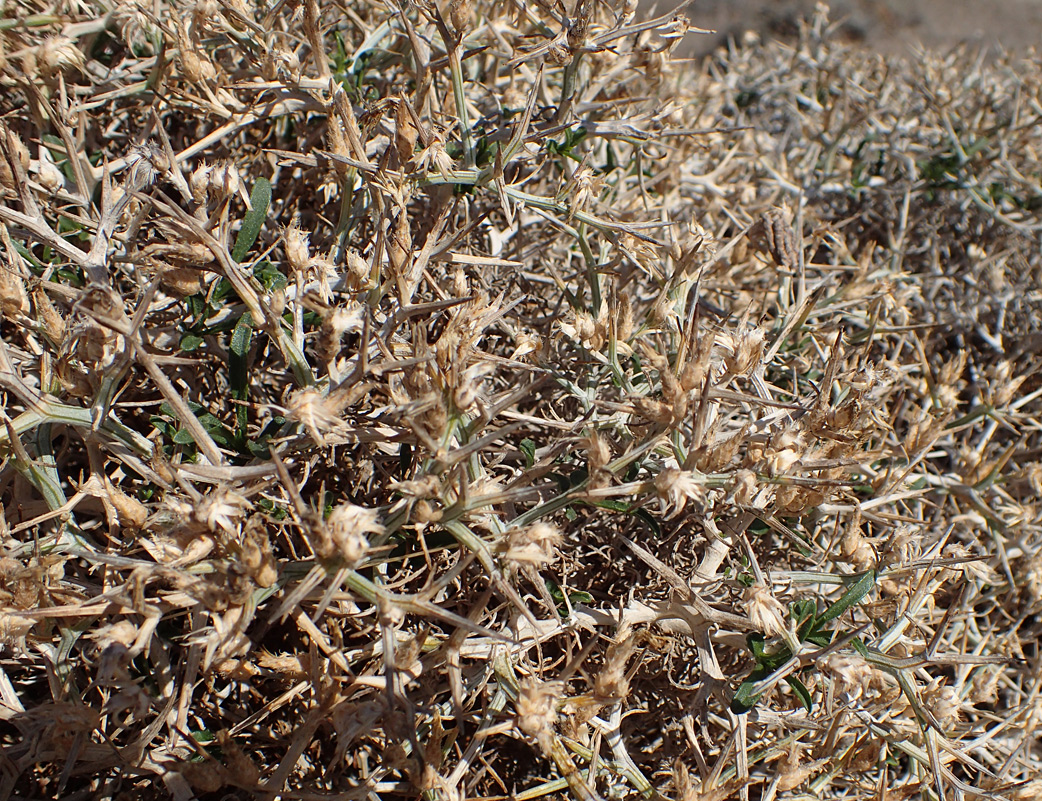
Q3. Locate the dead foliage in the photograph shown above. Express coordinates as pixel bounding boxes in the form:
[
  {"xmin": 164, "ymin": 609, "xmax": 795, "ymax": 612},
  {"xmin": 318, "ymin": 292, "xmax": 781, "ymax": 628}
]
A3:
[{"xmin": 0, "ymin": 1, "xmax": 1040, "ymax": 799}]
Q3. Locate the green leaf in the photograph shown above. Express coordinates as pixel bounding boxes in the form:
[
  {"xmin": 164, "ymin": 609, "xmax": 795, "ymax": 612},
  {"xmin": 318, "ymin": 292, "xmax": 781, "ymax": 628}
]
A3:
[
  {"xmin": 634, "ymin": 508, "xmax": 661, "ymax": 538},
  {"xmin": 545, "ymin": 577, "xmax": 566, "ymax": 604},
  {"xmin": 567, "ymin": 589, "xmax": 593, "ymax": 605},
  {"xmin": 230, "ymin": 312, "xmax": 253, "ymax": 359},
  {"xmin": 253, "ymin": 259, "xmax": 288, "ymax": 291},
  {"xmin": 544, "ymin": 578, "xmax": 593, "ymax": 617},
  {"xmin": 587, "ymin": 499, "xmax": 631, "ymax": 512},
  {"xmin": 786, "ymin": 675, "xmax": 813, "ymax": 712},
  {"xmin": 180, "ymin": 333, "xmax": 204, "ymax": 352},
  {"xmin": 229, "ymin": 312, "xmax": 253, "ymax": 440},
  {"xmin": 232, "ymin": 177, "xmax": 271, "ymax": 263},
  {"xmin": 814, "ymin": 570, "xmax": 876, "ymax": 629},
  {"xmin": 519, "ymin": 438, "xmax": 536, "ymax": 468},
  {"xmin": 731, "ymin": 671, "xmax": 768, "ymax": 714}
]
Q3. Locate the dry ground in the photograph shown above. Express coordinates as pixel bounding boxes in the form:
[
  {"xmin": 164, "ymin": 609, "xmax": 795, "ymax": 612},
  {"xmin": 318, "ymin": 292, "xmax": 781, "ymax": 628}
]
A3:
[
  {"xmin": 1, "ymin": 2, "xmax": 1041, "ymax": 800},
  {"xmin": 663, "ymin": 0, "xmax": 1042, "ymax": 55}
]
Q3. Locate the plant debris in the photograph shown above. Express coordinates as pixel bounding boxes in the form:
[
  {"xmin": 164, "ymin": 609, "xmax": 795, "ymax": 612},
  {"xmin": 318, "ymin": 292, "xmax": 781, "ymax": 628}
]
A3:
[{"xmin": 1, "ymin": 2, "xmax": 1040, "ymax": 799}]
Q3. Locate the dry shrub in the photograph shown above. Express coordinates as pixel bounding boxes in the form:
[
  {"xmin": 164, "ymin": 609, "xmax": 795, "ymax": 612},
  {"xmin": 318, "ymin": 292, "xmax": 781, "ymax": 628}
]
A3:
[{"xmin": 0, "ymin": 1, "xmax": 1039, "ymax": 799}]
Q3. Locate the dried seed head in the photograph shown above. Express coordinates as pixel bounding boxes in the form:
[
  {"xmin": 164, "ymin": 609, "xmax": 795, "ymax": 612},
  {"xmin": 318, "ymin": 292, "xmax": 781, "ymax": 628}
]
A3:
[
  {"xmin": 0, "ymin": 611, "xmax": 34, "ymax": 651},
  {"xmin": 216, "ymin": 730, "xmax": 261, "ymax": 787},
  {"xmin": 941, "ymin": 544, "xmax": 999, "ymax": 585},
  {"xmin": 764, "ymin": 431, "xmax": 803, "ymax": 475},
  {"xmin": 390, "ymin": 474, "xmax": 441, "ymax": 500},
  {"xmin": 968, "ymin": 668, "xmax": 1000, "ymax": 706},
  {"xmin": 316, "ymin": 302, "xmax": 364, "ymax": 365},
  {"xmin": 730, "ymin": 469, "xmax": 760, "ymax": 506},
  {"xmin": 37, "ymin": 158, "xmax": 64, "ymax": 192},
  {"xmin": 501, "ymin": 522, "xmax": 562, "ymax": 568},
  {"xmin": 921, "ymin": 677, "xmax": 962, "ymax": 730},
  {"xmin": 453, "ymin": 362, "xmax": 493, "ymax": 412},
  {"xmin": 744, "ymin": 584, "xmax": 788, "ymax": 638},
  {"xmin": 106, "ymin": 481, "xmax": 149, "ymax": 530},
  {"xmin": 775, "ymin": 744, "xmax": 822, "ymax": 793},
  {"xmin": 194, "ymin": 489, "xmax": 250, "ymax": 536},
  {"xmin": 213, "ymin": 161, "xmax": 240, "ymax": 199},
  {"xmin": 0, "ymin": 125, "xmax": 30, "ymax": 191},
  {"xmin": 510, "ymin": 330, "xmax": 542, "ymax": 361},
  {"xmin": 239, "ymin": 519, "xmax": 278, "ymax": 588},
  {"xmin": 285, "ymin": 386, "xmax": 348, "ymax": 443},
  {"xmin": 593, "ymin": 628, "xmax": 635, "ymax": 702},
  {"xmin": 516, "ymin": 677, "xmax": 561, "ymax": 740},
  {"xmin": 176, "ymin": 22, "xmax": 217, "ymax": 83},
  {"xmin": 560, "ymin": 308, "xmax": 606, "ymax": 350},
  {"xmin": 725, "ymin": 327, "xmax": 766, "ymax": 376},
  {"xmin": 567, "ymin": 10, "xmax": 589, "ymax": 52},
  {"xmin": 343, "ymin": 249, "xmax": 373, "ymax": 291},
  {"xmin": 584, "ymin": 431, "xmax": 611, "ymax": 476},
  {"xmin": 394, "ymin": 99, "xmax": 419, "ymax": 164},
  {"xmin": 189, "ymin": 161, "xmax": 212, "ymax": 202},
  {"xmin": 615, "ymin": 293, "xmax": 634, "ymax": 342},
  {"xmin": 37, "ymin": 36, "xmax": 86, "ymax": 82},
  {"xmin": 823, "ymin": 652, "xmax": 885, "ymax": 699},
  {"xmin": 0, "ymin": 226, "xmax": 28, "ymax": 316},
  {"xmin": 680, "ymin": 334, "xmax": 715, "ymax": 391},
  {"xmin": 546, "ymin": 38, "xmax": 572, "ymax": 66},
  {"xmin": 387, "ymin": 212, "xmax": 411, "ymax": 279},
  {"xmin": 879, "ymin": 524, "xmax": 921, "ymax": 567},
  {"xmin": 317, "ymin": 504, "xmax": 382, "ymax": 565},
  {"xmin": 840, "ymin": 525, "xmax": 875, "ymax": 571},
  {"xmin": 284, "ymin": 220, "xmax": 311, "ymax": 274},
  {"xmin": 654, "ymin": 468, "xmax": 705, "ymax": 519},
  {"xmin": 449, "ymin": 0, "xmax": 473, "ymax": 32},
  {"xmin": 89, "ymin": 619, "xmax": 138, "ymax": 652},
  {"xmin": 698, "ymin": 424, "xmax": 748, "ymax": 473}
]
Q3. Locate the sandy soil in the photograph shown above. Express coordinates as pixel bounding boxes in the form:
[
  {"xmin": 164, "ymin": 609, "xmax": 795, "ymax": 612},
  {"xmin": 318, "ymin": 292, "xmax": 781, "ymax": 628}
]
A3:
[{"xmin": 659, "ymin": 0, "xmax": 1042, "ymax": 56}]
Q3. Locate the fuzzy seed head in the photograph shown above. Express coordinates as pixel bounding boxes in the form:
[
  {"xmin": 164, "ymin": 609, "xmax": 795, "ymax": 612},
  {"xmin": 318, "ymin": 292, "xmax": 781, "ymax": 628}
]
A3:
[
  {"xmin": 501, "ymin": 522, "xmax": 562, "ymax": 568},
  {"xmin": 284, "ymin": 221, "xmax": 311, "ymax": 274},
  {"xmin": 286, "ymin": 387, "xmax": 346, "ymax": 443},
  {"xmin": 921, "ymin": 677, "xmax": 961, "ymax": 730},
  {"xmin": 0, "ymin": 611, "xmax": 34, "ymax": 651},
  {"xmin": 318, "ymin": 504, "xmax": 382, "ymax": 565},
  {"xmin": 344, "ymin": 249, "xmax": 373, "ymax": 291},
  {"xmin": 593, "ymin": 629, "xmax": 635, "ymax": 702},
  {"xmin": 37, "ymin": 36, "xmax": 85, "ymax": 81},
  {"xmin": 744, "ymin": 585, "xmax": 788, "ymax": 638},
  {"xmin": 195, "ymin": 489, "xmax": 249, "ymax": 535},
  {"xmin": 178, "ymin": 39, "xmax": 217, "ymax": 83},
  {"xmin": 107, "ymin": 482, "xmax": 149, "ymax": 530},
  {"xmin": 189, "ymin": 162, "xmax": 212, "ymax": 202},
  {"xmin": 724, "ymin": 327, "xmax": 766, "ymax": 377},
  {"xmin": 654, "ymin": 468, "xmax": 705, "ymax": 519},
  {"xmin": 728, "ymin": 469, "xmax": 756, "ymax": 506},
  {"xmin": 516, "ymin": 678, "xmax": 561, "ymax": 740}
]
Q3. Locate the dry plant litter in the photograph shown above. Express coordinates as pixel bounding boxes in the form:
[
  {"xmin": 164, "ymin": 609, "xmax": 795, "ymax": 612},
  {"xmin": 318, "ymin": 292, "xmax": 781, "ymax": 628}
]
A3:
[{"xmin": 0, "ymin": 1, "xmax": 1040, "ymax": 799}]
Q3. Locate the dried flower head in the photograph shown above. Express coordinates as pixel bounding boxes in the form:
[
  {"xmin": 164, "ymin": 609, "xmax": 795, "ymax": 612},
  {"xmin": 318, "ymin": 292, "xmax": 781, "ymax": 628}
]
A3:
[
  {"xmin": 744, "ymin": 584, "xmax": 788, "ymax": 639},
  {"xmin": 516, "ymin": 677, "xmax": 562, "ymax": 741},
  {"xmin": 0, "ymin": 611, "xmax": 34, "ymax": 651},
  {"xmin": 315, "ymin": 504, "xmax": 382, "ymax": 565},
  {"xmin": 36, "ymin": 36, "xmax": 86, "ymax": 82},
  {"xmin": 654, "ymin": 468, "xmax": 706, "ymax": 519},
  {"xmin": 501, "ymin": 522, "xmax": 562, "ymax": 568},
  {"xmin": 284, "ymin": 220, "xmax": 311, "ymax": 274},
  {"xmin": 194, "ymin": 489, "xmax": 250, "ymax": 536}
]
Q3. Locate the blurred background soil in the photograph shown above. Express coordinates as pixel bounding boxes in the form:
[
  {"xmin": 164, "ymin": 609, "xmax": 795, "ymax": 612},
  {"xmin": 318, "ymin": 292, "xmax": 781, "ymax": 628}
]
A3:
[{"xmin": 656, "ymin": 0, "xmax": 1042, "ymax": 56}]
